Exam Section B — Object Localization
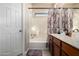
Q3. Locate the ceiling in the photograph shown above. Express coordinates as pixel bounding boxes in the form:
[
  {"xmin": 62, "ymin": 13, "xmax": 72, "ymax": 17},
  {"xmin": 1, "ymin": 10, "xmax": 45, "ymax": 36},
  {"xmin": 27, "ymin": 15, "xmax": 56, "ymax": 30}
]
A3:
[
  {"xmin": 29, "ymin": 3, "xmax": 79, "ymax": 8},
  {"xmin": 28, "ymin": 3, "xmax": 79, "ymax": 13}
]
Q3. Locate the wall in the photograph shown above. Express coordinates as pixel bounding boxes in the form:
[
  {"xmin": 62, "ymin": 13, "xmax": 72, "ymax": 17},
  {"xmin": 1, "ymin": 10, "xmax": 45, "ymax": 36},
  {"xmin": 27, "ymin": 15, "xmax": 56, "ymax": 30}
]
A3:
[{"xmin": 23, "ymin": 4, "xmax": 32, "ymax": 54}]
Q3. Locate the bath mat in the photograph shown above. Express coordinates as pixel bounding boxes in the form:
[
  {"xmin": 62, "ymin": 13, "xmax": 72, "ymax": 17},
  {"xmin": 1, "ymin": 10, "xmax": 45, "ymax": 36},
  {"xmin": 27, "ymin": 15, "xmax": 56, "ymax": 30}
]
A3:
[{"xmin": 26, "ymin": 49, "xmax": 42, "ymax": 56}]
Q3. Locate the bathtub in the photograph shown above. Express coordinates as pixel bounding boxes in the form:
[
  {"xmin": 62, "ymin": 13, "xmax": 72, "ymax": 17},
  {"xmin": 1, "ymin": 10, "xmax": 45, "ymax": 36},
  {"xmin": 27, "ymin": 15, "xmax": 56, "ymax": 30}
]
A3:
[{"xmin": 29, "ymin": 37, "xmax": 48, "ymax": 50}]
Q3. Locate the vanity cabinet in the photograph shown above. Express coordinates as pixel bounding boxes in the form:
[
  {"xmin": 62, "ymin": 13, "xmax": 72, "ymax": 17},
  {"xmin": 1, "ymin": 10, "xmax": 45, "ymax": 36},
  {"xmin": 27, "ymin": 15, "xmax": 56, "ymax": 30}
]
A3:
[
  {"xmin": 61, "ymin": 51, "xmax": 68, "ymax": 56},
  {"xmin": 48, "ymin": 35, "xmax": 79, "ymax": 56},
  {"xmin": 53, "ymin": 37, "xmax": 61, "ymax": 56},
  {"xmin": 62, "ymin": 42, "xmax": 79, "ymax": 56},
  {"xmin": 48, "ymin": 35, "xmax": 61, "ymax": 56}
]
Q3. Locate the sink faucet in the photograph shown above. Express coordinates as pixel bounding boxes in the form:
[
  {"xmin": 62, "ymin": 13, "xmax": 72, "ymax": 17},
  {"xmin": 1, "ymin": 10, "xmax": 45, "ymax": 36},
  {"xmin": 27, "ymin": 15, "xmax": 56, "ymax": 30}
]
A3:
[{"xmin": 73, "ymin": 29, "xmax": 79, "ymax": 32}]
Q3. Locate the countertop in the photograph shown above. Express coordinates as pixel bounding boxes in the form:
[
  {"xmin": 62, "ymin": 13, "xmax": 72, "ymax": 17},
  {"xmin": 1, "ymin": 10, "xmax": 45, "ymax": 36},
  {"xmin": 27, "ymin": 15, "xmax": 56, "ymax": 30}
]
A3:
[{"xmin": 50, "ymin": 33, "xmax": 79, "ymax": 49}]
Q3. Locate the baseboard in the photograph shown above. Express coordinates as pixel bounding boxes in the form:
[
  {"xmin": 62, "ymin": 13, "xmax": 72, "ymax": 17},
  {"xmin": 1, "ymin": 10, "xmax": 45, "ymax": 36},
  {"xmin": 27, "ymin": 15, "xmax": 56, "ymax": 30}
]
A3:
[
  {"xmin": 29, "ymin": 48, "xmax": 49, "ymax": 51},
  {"xmin": 24, "ymin": 48, "xmax": 29, "ymax": 56},
  {"xmin": 17, "ymin": 53, "xmax": 23, "ymax": 56}
]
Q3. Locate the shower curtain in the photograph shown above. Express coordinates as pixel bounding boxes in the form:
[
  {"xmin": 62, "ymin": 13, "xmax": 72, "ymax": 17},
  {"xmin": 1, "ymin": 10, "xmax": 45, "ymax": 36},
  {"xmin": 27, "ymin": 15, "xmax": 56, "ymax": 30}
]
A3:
[{"xmin": 47, "ymin": 8, "xmax": 73, "ymax": 34}]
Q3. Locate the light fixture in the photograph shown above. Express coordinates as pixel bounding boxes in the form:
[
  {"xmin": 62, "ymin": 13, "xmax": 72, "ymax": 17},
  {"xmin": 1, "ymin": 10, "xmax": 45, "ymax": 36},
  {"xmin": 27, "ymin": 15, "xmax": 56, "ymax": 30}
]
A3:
[
  {"xmin": 54, "ymin": 3, "xmax": 65, "ymax": 8},
  {"xmin": 34, "ymin": 13, "xmax": 48, "ymax": 16}
]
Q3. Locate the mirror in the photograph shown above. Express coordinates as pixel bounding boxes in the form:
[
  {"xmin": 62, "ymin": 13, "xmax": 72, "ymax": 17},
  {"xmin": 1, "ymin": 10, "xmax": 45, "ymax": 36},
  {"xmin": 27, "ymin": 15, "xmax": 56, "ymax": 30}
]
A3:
[{"xmin": 73, "ymin": 9, "xmax": 79, "ymax": 32}]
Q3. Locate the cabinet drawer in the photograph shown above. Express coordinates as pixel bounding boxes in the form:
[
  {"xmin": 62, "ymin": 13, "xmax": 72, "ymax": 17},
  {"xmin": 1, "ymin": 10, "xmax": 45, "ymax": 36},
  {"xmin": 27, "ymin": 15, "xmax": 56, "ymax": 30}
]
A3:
[
  {"xmin": 62, "ymin": 42, "xmax": 79, "ymax": 56},
  {"xmin": 53, "ymin": 37, "xmax": 61, "ymax": 47}
]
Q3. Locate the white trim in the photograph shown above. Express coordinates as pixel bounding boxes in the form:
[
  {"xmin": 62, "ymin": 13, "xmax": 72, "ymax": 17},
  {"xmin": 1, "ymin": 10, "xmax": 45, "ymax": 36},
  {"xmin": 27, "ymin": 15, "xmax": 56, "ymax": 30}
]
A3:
[
  {"xmin": 24, "ymin": 48, "xmax": 30, "ymax": 55},
  {"xmin": 29, "ymin": 48, "xmax": 48, "ymax": 50},
  {"xmin": 0, "ymin": 49, "xmax": 22, "ymax": 56},
  {"xmin": 22, "ymin": 3, "xmax": 26, "ymax": 56}
]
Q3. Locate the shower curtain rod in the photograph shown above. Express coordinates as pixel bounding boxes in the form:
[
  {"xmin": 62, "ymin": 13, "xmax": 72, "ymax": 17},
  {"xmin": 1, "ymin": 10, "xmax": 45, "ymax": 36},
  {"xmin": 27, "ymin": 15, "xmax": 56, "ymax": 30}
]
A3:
[{"xmin": 28, "ymin": 8, "xmax": 79, "ymax": 9}]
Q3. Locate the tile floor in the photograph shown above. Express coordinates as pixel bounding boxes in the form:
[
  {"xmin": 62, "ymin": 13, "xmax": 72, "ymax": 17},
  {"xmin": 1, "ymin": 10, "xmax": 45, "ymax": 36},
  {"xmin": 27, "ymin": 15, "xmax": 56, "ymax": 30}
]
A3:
[
  {"xmin": 18, "ymin": 49, "xmax": 51, "ymax": 56},
  {"xmin": 42, "ymin": 50, "xmax": 51, "ymax": 56},
  {"xmin": 26, "ymin": 49, "xmax": 51, "ymax": 56},
  {"xmin": 26, "ymin": 49, "xmax": 42, "ymax": 56}
]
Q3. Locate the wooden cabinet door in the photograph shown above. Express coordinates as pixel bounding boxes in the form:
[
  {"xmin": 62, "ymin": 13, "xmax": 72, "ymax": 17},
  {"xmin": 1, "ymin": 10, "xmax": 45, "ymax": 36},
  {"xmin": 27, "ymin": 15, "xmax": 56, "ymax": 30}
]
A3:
[
  {"xmin": 53, "ymin": 43, "xmax": 60, "ymax": 56},
  {"xmin": 49, "ymin": 36, "xmax": 53, "ymax": 55},
  {"xmin": 62, "ymin": 42, "xmax": 79, "ymax": 56},
  {"xmin": 61, "ymin": 51, "xmax": 68, "ymax": 56}
]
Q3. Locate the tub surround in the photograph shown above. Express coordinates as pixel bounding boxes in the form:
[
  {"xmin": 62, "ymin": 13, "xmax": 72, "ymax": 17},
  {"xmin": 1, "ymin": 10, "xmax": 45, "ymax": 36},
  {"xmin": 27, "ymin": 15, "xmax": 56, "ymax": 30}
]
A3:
[{"xmin": 48, "ymin": 33, "xmax": 79, "ymax": 56}]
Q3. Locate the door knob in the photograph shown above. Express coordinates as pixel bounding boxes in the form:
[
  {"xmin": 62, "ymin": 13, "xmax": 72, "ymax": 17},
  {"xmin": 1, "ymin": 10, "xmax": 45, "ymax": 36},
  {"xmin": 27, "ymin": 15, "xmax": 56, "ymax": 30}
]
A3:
[{"xmin": 19, "ymin": 30, "xmax": 22, "ymax": 32}]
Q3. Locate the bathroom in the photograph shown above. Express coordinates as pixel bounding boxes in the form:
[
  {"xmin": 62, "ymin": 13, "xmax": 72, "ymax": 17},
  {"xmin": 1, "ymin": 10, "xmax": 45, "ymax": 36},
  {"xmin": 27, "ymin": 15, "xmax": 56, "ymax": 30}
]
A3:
[{"xmin": 0, "ymin": 3, "xmax": 79, "ymax": 56}]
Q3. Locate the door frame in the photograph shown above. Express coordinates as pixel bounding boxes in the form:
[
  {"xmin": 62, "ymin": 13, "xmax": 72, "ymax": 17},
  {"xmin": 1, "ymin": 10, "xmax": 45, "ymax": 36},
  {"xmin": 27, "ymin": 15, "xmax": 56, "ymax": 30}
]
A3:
[
  {"xmin": 21, "ymin": 3, "xmax": 26, "ymax": 56},
  {"xmin": 22, "ymin": 3, "xmax": 30, "ymax": 56}
]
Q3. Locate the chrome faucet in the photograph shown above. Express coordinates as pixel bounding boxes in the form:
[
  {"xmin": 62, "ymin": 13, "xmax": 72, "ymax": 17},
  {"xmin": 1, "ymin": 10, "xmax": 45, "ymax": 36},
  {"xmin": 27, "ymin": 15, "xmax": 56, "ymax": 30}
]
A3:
[{"xmin": 73, "ymin": 29, "xmax": 79, "ymax": 32}]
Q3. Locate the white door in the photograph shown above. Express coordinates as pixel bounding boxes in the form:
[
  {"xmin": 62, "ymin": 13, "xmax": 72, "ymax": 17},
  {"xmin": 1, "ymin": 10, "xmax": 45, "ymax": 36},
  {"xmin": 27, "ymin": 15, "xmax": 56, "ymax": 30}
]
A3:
[{"xmin": 0, "ymin": 3, "xmax": 22, "ymax": 56}]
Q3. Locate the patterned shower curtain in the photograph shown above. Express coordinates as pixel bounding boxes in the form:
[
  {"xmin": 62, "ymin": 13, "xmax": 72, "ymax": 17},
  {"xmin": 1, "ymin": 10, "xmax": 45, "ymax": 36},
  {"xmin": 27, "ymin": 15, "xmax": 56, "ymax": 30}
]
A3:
[{"xmin": 47, "ymin": 8, "xmax": 73, "ymax": 34}]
